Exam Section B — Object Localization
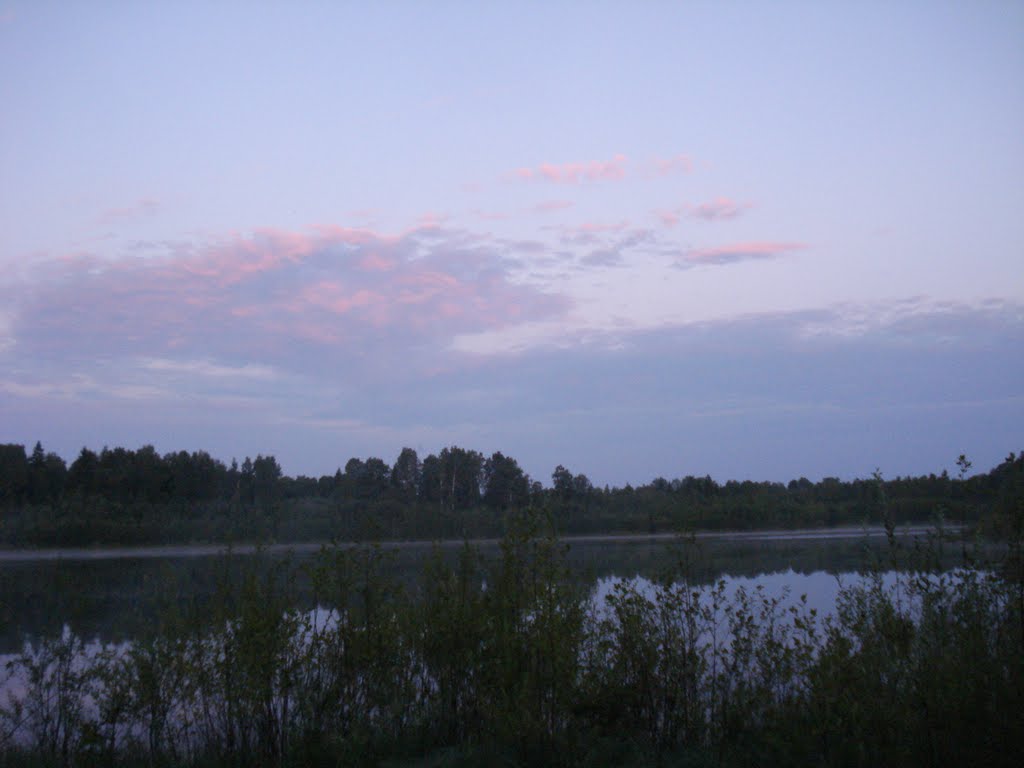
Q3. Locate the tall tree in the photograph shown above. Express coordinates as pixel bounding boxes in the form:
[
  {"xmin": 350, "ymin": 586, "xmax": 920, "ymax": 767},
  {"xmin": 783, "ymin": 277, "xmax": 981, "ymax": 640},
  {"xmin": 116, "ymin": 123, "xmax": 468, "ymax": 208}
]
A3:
[
  {"xmin": 132, "ymin": 444, "xmax": 167, "ymax": 503},
  {"xmin": 239, "ymin": 457, "xmax": 256, "ymax": 504},
  {"xmin": 361, "ymin": 457, "xmax": 391, "ymax": 499},
  {"xmin": 419, "ymin": 454, "xmax": 442, "ymax": 504},
  {"xmin": 26, "ymin": 442, "xmax": 66, "ymax": 505},
  {"xmin": 28, "ymin": 442, "xmax": 46, "ymax": 504},
  {"xmin": 67, "ymin": 447, "xmax": 99, "ymax": 498},
  {"xmin": 391, "ymin": 447, "xmax": 421, "ymax": 501},
  {"xmin": 483, "ymin": 452, "xmax": 529, "ymax": 510},
  {"xmin": 552, "ymin": 465, "xmax": 575, "ymax": 501},
  {"xmin": 438, "ymin": 446, "xmax": 483, "ymax": 511},
  {"xmin": 0, "ymin": 444, "xmax": 28, "ymax": 505},
  {"xmin": 253, "ymin": 454, "xmax": 282, "ymax": 505}
]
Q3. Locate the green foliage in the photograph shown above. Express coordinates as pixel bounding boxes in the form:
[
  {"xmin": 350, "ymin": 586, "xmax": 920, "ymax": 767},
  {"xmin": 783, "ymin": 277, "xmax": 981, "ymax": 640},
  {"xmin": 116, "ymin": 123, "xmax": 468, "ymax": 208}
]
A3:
[
  {"xmin": 2, "ymin": 443, "xmax": 1022, "ymax": 546},
  {"xmin": 2, "ymin": 514, "xmax": 1022, "ymax": 767},
  {"xmin": 477, "ymin": 508, "xmax": 585, "ymax": 758},
  {"xmin": 416, "ymin": 543, "xmax": 486, "ymax": 745},
  {"xmin": 482, "ymin": 452, "xmax": 529, "ymax": 511},
  {"xmin": 0, "ymin": 445, "xmax": 29, "ymax": 506}
]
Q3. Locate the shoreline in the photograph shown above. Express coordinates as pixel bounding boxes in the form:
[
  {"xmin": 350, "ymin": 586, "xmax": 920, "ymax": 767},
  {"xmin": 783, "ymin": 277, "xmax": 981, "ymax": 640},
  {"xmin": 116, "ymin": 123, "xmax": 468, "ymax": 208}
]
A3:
[{"xmin": 0, "ymin": 523, "xmax": 958, "ymax": 562}]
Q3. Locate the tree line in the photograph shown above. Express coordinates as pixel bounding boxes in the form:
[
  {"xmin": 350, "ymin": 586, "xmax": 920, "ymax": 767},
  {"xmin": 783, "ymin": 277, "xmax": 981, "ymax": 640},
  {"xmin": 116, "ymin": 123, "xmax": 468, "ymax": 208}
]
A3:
[{"xmin": 0, "ymin": 440, "xmax": 1021, "ymax": 546}]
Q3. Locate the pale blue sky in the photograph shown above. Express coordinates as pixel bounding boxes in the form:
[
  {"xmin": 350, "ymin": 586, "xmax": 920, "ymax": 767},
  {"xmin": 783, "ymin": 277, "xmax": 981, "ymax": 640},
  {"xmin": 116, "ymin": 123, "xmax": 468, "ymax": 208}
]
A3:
[{"xmin": 1, "ymin": 1, "xmax": 1022, "ymax": 485}]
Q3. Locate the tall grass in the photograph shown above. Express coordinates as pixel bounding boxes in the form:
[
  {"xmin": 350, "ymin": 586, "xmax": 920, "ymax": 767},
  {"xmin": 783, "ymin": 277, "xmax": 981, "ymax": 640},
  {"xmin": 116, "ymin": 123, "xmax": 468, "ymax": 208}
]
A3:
[{"xmin": 1, "ymin": 508, "xmax": 1021, "ymax": 767}]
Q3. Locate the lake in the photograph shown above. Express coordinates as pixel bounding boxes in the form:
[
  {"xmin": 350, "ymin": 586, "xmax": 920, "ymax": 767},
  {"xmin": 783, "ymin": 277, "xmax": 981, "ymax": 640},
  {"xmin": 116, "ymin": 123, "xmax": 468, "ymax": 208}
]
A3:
[
  {"xmin": 2, "ymin": 522, "xmax": 1004, "ymax": 763},
  {"xmin": 0, "ymin": 525, "xmax": 960, "ymax": 653}
]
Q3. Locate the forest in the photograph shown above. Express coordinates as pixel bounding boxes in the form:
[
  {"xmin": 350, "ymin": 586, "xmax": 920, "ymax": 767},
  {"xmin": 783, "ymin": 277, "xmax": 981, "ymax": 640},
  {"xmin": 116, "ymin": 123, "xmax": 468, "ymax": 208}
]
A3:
[{"xmin": 0, "ymin": 441, "xmax": 1021, "ymax": 546}]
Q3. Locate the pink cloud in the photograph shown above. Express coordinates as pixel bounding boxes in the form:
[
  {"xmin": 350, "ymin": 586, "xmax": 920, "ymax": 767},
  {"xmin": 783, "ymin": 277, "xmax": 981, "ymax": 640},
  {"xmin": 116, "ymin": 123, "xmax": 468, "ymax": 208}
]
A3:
[
  {"xmin": 287, "ymin": 321, "xmax": 345, "ymax": 345},
  {"xmin": 692, "ymin": 197, "xmax": 750, "ymax": 221},
  {"xmin": 195, "ymin": 229, "xmax": 316, "ymax": 285},
  {"xmin": 655, "ymin": 197, "xmax": 752, "ymax": 227},
  {"xmin": 358, "ymin": 252, "xmax": 396, "ymax": 271},
  {"xmin": 299, "ymin": 282, "xmax": 381, "ymax": 315},
  {"xmin": 682, "ymin": 241, "xmax": 806, "ymax": 266},
  {"xmin": 654, "ymin": 209, "xmax": 680, "ymax": 228},
  {"xmin": 310, "ymin": 224, "xmax": 385, "ymax": 245},
  {"xmin": 9, "ymin": 224, "xmax": 571, "ymax": 372},
  {"xmin": 515, "ymin": 155, "xmax": 628, "ymax": 184}
]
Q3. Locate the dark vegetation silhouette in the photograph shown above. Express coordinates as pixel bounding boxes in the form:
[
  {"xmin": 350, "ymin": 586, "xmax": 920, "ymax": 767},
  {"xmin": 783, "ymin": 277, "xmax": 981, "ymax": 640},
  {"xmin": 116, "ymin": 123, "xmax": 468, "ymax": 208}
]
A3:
[
  {"xmin": 0, "ymin": 488, "xmax": 1022, "ymax": 766},
  {"xmin": 0, "ymin": 442, "xmax": 1021, "ymax": 546}
]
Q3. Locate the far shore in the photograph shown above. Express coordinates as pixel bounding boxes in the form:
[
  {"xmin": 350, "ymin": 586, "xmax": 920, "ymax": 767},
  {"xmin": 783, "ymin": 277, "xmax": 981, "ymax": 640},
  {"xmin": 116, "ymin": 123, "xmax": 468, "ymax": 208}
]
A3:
[{"xmin": 0, "ymin": 524, "xmax": 960, "ymax": 562}]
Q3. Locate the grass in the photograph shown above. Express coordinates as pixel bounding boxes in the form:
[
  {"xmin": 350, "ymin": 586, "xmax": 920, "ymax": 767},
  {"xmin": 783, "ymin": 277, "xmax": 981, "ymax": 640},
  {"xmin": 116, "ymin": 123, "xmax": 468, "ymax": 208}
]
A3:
[{"xmin": 1, "ymin": 508, "xmax": 1021, "ymax": 767}]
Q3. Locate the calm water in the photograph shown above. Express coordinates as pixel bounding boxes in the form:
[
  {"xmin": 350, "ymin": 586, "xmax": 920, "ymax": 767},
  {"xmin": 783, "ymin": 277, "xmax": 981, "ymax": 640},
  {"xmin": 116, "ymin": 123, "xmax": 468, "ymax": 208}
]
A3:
[{"xmin": 0, "ymin": 525, "xmax": 961, "ymax": 653}]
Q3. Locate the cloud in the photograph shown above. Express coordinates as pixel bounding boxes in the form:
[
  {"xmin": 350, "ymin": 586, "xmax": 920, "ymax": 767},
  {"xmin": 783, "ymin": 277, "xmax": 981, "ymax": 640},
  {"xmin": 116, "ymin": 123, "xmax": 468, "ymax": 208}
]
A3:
[
  {"xmin": 358, "ymin": 252, "xmax": 396, "ymax": 271},
  {"xmin": 580, "ymin": 250, "xmax": 625, "ymax": 268},
  {"xmin": 0, "ymin": 374, "xmax": 96, "ymax": 401},
  {"xmin": 580, "ymin": 228, "xmax": 654, "ymax": 268},
  {"xmin": 654, "ymin": 209, "xmax": 681, "ymax": 227},
  {"xmin": 138, "ymin": 358, "xmax": 281, "ymax": 381},
  {"xmin": 4, "ymin": 295, "xmax": 1020, "ymax": 486},
  {"xmin": 793, "ymin": 296, "xmax": 1024, "ymax": 344},
  {"xmin": 552, "ymin": 220, "xmax": 632, "ymax": 247},
  {"xmin": 692, "ymin": 197, "xmax": 750, "ymax": 221},
  {"xmin": 656, "ymin": 197, "xmax": 751, "ymax": 227},
  {"xmin": 681, "ymin": 241, "xmax": 806, "ymax": 266},
  {"xmin": 5, "ymin": 224, "xmax": 572, "ymax": 378},
  {"xmin": 512, "ymin": 152, "xmax": 694, "ymax": 186},
  {"xmin": 514, "ymin": 154, "xmax": 628, "ymax": 184},
  {"xmin": 497, "ymin": 238, "xmax": 547, "ymax": 256},
  {"xmin": 0, "ymin": 309, "xmax": 13, "ymax": 353},
  {"xmin": 384, "ymin": 300, "xmax": 1024, "ymax": 484}
]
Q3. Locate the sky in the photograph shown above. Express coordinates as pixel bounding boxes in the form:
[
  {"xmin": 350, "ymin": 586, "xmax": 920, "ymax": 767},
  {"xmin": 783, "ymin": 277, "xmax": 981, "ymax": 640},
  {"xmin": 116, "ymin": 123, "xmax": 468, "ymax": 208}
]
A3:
[{"xmin": 1, "ymin": 1, "xmax": 1022, "ymax": 487}]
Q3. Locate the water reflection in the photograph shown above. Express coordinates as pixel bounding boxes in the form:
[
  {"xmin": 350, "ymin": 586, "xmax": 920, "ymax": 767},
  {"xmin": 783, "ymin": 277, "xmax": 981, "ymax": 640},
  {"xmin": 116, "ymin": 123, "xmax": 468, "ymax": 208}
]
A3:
[
  {"xmin": 590, "ymin": 568, "xmax": 910, "ymax": 628},
  {"xmin": 0, "ymin": 527, "xmax": 963, "ymax": 653}
]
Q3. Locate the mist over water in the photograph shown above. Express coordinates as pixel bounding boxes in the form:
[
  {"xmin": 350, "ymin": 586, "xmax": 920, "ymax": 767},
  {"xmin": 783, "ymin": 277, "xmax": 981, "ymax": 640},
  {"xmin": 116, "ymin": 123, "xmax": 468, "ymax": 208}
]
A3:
[{"xmin": 0, "ymin": 527, "xmax": 962, "ymax": 653}]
